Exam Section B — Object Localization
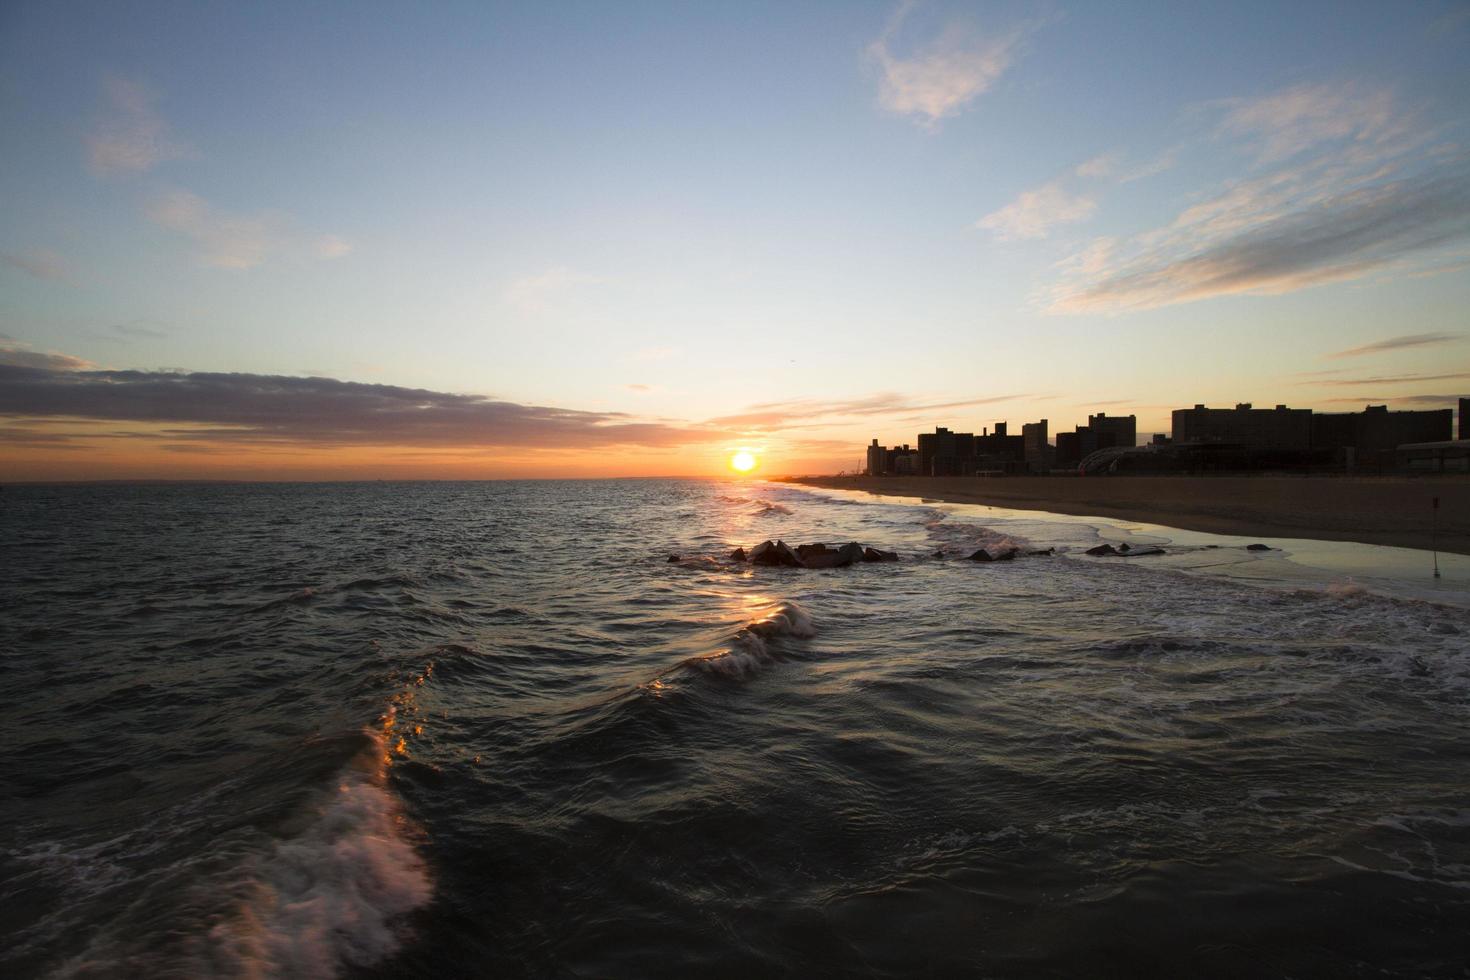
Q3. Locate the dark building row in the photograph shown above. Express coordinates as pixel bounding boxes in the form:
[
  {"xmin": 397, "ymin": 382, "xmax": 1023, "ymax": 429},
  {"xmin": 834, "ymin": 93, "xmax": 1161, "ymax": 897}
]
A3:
[
  {"xmin": 863, "ymin": 398, "xmax": 1469, "ymax": 476},
  {"xmin": 1172, "ymin": 402, "xmax": 1453, "ymax": 461}
]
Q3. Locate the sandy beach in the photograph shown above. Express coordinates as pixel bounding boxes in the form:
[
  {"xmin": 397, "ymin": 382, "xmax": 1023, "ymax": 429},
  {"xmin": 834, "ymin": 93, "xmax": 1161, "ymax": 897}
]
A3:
[{"xmin": 786, "ymin": 475, "xmax": 1470, "ymax": 556}]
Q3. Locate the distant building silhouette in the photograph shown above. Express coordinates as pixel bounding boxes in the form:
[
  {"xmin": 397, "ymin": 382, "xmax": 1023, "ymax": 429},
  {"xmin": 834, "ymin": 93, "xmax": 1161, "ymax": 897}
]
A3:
[{"xmin": 1172, "ymin": 403, "xmax": 1312, "ymax": 450}]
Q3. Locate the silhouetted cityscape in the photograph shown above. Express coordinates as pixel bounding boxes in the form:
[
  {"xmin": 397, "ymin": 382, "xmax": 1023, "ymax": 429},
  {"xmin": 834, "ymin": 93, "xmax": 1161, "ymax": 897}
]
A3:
[{"xmin": 863, "ymin": 398, "xmax": 1470, "ymax": 476}]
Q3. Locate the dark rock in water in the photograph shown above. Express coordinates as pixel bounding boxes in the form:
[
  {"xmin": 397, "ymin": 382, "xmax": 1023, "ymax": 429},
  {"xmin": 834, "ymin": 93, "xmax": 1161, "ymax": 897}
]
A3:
[
  {"xmin": 933, "ymin": 550, "xmax": 946, "ymax": 558},
  {"xmin": 863, "ymin": 547, "xmax": 898, "ymax": 562},
  {"xmin": 1085, "ymin": 544, "xmax": 1117, "ymax": 556},
  {"xmin": 730, "ymin": 547, "xmax": 747, "ymax": 562},
  {"xmin": 837, "ymin": 542, "xmax": 866, "ymax": 565},
  {"xmin": 1246, "ymin": 543, "xmax": 1272, "ymax": 551},
  {"xmin": 667, "ymin": 554, "xmax": 681, "ymax": 563},
  {"xmin": 795, "ymin": 543, "xmax": 830, "ymax": 561},
  {"xmin": 1027, "ymin": 548, "xmax": 1055, "ymax": 556},
  {"xmin": 1205, "ymin": 545, "xmax": 1220, "ymax": 549},
  {"xmin": 1119, "ymin": 546, "xmax": 1165, "ymax": 557},
  {"xmin": 1118, "ymin": 543, "xmax": 1132, "ymax": 553},
  {"xmin": 969, "ymin": 547, "xmax": 1017, "ymax": 562},
  {"xmin": 750, "ymin": 539, "xmax": 802, "ymax": 567}
]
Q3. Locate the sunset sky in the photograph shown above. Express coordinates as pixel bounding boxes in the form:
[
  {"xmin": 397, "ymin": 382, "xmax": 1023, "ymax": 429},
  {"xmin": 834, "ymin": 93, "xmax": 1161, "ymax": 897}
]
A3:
[{"xmin": 2, "ymin": 0, "xmax": 1468, "ymax": 479}]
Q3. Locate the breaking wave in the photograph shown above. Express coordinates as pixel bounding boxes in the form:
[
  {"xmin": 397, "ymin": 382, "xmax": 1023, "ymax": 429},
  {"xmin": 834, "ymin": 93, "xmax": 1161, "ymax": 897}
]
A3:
[
  {"xmin": 923, "ymin": 516, "xmax": 1029, "ymax": 555},
  {"xmin": 691, "ymin": 600, "xmax": 817, "ymax": 679},
  {"xmin": 194, "ymin": 732, "xmax": 432, "ymax": 978}
]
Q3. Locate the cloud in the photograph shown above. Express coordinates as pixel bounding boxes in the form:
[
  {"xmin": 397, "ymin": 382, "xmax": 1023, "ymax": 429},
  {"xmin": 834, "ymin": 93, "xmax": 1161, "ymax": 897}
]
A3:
[
  {"xmin": 1215, "ymin": 82, "xmax": 1403, "ymax": 165},
  {"xmin": 0, "ymin": 343, "xmax": 93, "ymax": 372},
  {"xmin": 978, "ymin": 182, "xmax": 1096, "ymax": 241},
  {"xmin": 1075, "ymin": 154, "xmax": 1116, "ymax": 179},
  {"xmin": 1327, "ymin": 332, "xmax": 1462, "ymax": 359},
  {"xmin": 1299, "ymin": 371, "xmax": 1470, "ymax": 386},
  {"xmin": 1321, "ymin": 393, "xmax": 1464, "ymax": 405},
  {"xmin": 145, "ymin": 189, "xmax": 349, "ymax": 270},
  {"xmin": 1048, "ymin": 161, "xmax": 1470, "ymax": 314},
  {"xmin": 313, "ymin": 235, "xmax": 354, "ymax": 259},
  {"xmin": 0, "ymin": 359, "xmax": 733, "ymax": 451},
  {"xmin": 1, "ymin": 248, "xmax": 70, "ymax": 282},
  {"xmin": 87, "ymin": 76, "xmax": 192, "ymax": 177},
  {"xmin": 710, "ymin": 391, "xmax": 1030, "ymax": 431},
  {"xmin": 868, "ymin": 4, "xmax": 1030, "ymax": 128},
  {"xmin": 503, "ymin": 267, "xmax": 606, "ymax": 315}
]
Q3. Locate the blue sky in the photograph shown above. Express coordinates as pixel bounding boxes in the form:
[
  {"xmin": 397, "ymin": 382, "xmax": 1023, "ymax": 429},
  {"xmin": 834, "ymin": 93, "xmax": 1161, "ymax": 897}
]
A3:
[{"xmin": 1, "ymin": 1, "xmax": 1468, "ymax": 476}]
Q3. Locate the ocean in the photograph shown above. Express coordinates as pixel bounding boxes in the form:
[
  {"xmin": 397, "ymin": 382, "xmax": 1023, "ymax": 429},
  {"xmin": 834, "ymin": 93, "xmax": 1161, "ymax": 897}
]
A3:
[{"xmin": 3, "ymin": 478, "xmax": 1469, "ymax": 977}]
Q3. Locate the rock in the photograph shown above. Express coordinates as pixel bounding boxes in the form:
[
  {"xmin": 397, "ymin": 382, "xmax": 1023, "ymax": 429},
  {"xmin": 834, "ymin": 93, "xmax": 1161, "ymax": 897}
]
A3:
[
  {"xmin": 969, "ymin": 547, "xmax": 1017, "ymax": 562},
  {"xmin": 863, "ymin": 547, "xmax": 898, "ymax": 562},
  {"xmin": 795, "ymin": 543, "xmax": 831, "ymax": 562},
  {"xmin": 750, "ymin": 539, "xmax": 802, "ymax": 567},
  {"xmin": 1118, "ymin": 543, "xmax": 1131, "ymax": 553},
  {"xmin": 933, "ymin": 550, "xmax": 946, "ymax": 558},
  {"xmin": 730, "ymin": 547, "xmax": 747, "ymax": 562},
  {"xmin": 837, "ymin": 542, "xmax": 866, "ymax": 565},
  {"xmin": 1118, "ymin": 545, "xmax": 1165, "ymax": 557},
  {"xmin": 1085, "ymin": 544, "xmax": 1117, "ymax": 556},
  {"xmin": 667, "ymin": 554, "xmax": 681, "ymax": 562},
  {"xmin": 1246, "ymin": 543, "xmax": 1271, "ymax": 551}
]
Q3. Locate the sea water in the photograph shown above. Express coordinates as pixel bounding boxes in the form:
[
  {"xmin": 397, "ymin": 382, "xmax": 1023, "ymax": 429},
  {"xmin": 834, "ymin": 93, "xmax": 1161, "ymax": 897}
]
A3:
[{"xmin": 2, "ymin": 479, "xmax": 1468, "ymax": 977}]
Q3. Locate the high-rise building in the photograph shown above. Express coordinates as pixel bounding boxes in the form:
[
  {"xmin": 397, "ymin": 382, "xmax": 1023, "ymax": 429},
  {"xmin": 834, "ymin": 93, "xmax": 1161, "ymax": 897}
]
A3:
[
  {"xmin": 1022, "ymin": 419, "xmax": 1050, "ymax": 472},
  {"xmin": 866, "ymin": 439, "xmax": 886, "ymax": 476},
  {"xmin": 1311, "ymin": 405, "xmax": 1452, "ymax": 456},
  {"xmin": 1087, "ymin": 412, "xmax": 1137, "ymax": 449},
  {"xmin": 1461, "ymin": 398, "xmax": 1469, "ymax": 440},
  {"xmin": 1172, "ymin": 403, "xmax": 1311, "ymax": 450}
]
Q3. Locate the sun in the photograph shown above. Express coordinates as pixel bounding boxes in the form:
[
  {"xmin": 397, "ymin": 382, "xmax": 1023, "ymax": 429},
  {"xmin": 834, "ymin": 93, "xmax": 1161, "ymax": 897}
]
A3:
[{"xmin": 730, "ymin": 450, "xmax": 757, "ymax": 473}]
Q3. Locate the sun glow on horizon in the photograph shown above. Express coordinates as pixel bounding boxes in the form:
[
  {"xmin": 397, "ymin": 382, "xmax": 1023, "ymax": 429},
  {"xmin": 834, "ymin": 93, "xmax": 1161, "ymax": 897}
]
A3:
[{"xmin": 730, "ymin": 450, "xmax": 757, "ymax": 473}]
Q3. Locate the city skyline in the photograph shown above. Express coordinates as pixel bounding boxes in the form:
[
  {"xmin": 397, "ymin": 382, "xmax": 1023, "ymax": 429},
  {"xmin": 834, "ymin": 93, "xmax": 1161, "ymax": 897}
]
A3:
[{"xmin": 3, "ymin": 1, "xmax": 1470, "ymax": 479}]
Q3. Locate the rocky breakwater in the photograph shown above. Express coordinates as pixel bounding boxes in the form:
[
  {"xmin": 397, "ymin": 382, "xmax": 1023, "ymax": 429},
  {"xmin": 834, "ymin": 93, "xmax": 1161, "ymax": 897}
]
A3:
[{"xmin": 735, "ymin": 540, "xmax": 899, "ymax": 569}]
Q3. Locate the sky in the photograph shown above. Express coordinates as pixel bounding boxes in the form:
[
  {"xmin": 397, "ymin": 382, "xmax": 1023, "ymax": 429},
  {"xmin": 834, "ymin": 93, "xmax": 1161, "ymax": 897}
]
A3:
[{"xmin": 2, "ymin": 0, "xmax": 1468, "ymax": 479}]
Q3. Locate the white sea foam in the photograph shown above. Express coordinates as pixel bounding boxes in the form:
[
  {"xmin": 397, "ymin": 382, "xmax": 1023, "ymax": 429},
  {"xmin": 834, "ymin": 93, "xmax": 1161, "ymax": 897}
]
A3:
[
  {"xmin": 196, "ymin": 733, "xmax": 431, "ymax": 978},
  {"xmin": 753, "ymin": 500, "xmax": 793, "ymax": 516},
  {"xmin": 695, "ymin": 601, "xmax": 816, "ymax": 678}
]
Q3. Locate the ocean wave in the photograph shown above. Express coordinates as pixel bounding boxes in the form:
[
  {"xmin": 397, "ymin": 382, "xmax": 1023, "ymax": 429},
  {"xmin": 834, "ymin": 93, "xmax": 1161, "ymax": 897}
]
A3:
[
  {"xmin": 692, "ymin": 601, "xmax": 817, "ymax": 679},
  {"xmin": 752, "ymin": 500, "xmax": 793, "ymax": 516},
  {"xmin": 196, "ymin": 730, "xmax": 432, "ymax": 978},
  {"xmin": 923, "ymin": 516, "xmax": 1029, "ymax": 555}
]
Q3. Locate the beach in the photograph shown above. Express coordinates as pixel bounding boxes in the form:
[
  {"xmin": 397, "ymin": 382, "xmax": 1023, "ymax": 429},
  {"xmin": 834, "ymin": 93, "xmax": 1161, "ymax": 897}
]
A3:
[{"xmin": 787, "ymin": 475, "xmax": 1470, "ymax": 556}]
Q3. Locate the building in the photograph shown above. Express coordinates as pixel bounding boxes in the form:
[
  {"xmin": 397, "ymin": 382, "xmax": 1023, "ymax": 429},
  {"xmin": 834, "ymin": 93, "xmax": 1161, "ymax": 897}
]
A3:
[
  {"xmin": 866, "ymin": 439, "xmax": 885, "ymax": 476},
  {"xmin": 1461, "ymin": 398, "xmax": 1469, "ymax": 440},
  {"xmin": 1171, "ymin": 403, "xmax": 1312, "ymax": 450},
  {"xmin": 1022, "ymin": 419, "xmax": 1051, "ymax": 472},
  {"xmin": 1087, "ymin": 412, "xmax": 1137, "ymax": 450},
  {"xmin": 1312, "ymin": 405, "xmax": 1452, "ymax": 460}
]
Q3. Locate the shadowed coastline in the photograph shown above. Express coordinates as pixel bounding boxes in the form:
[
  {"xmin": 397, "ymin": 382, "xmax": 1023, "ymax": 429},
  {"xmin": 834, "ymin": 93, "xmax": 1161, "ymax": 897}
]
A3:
[{"xmin": 786, "ymin": 475, "xmax": 1470, "ymax": 556}]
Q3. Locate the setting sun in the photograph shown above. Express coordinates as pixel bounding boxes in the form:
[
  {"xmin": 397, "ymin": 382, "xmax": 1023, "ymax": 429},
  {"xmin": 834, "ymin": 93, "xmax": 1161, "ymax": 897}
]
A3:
[{"xmin": 730, "ymin": 451, "xmax": 757, "ymax": 473}]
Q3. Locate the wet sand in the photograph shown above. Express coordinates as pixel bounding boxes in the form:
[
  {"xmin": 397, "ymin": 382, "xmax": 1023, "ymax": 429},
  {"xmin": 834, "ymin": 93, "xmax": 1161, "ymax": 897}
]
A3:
[{"xmin": 786, "ymin": 475, "xmax": 1470, "ymax": 556}]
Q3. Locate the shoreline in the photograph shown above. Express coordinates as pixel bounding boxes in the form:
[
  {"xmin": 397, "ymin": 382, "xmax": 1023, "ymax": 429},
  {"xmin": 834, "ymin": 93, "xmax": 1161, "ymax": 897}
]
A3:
[{"xmin": 785, "ymin": 475, "xmax": 1470, "ymax": 556}]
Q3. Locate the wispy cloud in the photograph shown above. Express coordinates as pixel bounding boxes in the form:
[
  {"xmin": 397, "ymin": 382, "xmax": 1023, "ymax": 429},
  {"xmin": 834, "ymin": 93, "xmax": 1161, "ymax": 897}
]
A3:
[
  {"xmin": 867, "ymin": 3, "xmax": 1031, "ymax": 129},
  {"xmin": 1215, "ymin": 82, "xmax": 1404, "ymax": 165},
  {"xmin": 1075, "ymin": 154, "xmax": 1116, "ymax": 179},
  {"xmin": 145, "ymin": 189, "xmax": 350, "ymax": 270},
  {"xmin": 0, "ymin": 356, "xmax": 730, "ymax": 450},
  {"xmin": 710, "ymin": 391, "xmax": 1029, "ymax": 431},
  {"xmin": 503, "ymin": 267, "xmax": 606, "ymax": 315},
  {"xmin": 1043, "ymin": 82, "xmax": 1470, "ymax": 314},
  {"xmin": 1, "ymin": 247, "xmax": 70, "ymax": 282},
  {"xmin": 0, "ymin": 342, "xmax": 93, "ymax": 372},
  {"xmin": 978, "ymin": 181, "xmax": 1095, "ymax": 241},
  {"xmin": 87, "ymin": 76, "xmax": 192, "ymax": 177},
  {"xmin": 1299, "ymin": 371, "xmax": 1470, "ymax": 386},
  {"xmin": 1327, "ymin": 332, "xmax": 1462, "ymax": 359}
]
